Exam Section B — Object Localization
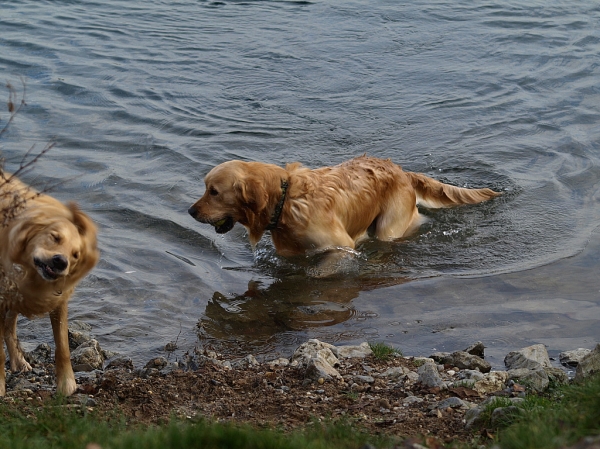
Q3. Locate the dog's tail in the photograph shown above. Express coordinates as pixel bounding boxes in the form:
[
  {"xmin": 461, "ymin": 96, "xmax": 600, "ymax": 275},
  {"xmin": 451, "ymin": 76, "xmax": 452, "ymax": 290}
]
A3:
[{"xmin": 407, "ymin": 172, "xmax": 501, "ymax": 208}]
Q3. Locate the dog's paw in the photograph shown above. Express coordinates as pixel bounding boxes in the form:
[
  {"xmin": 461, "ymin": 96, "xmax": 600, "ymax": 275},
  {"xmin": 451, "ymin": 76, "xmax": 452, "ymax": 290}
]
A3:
[
  {"xmin": 10, "ymin": 356, "xmax": 32, "ymax": 373},
  {"xmin": 56, "ymin": 376, "xmax": 77, "ymax": 397}
]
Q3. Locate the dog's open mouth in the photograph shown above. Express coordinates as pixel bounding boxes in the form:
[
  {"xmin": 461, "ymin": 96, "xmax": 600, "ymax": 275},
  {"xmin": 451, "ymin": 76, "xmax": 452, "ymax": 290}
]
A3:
[
  {"xmin": 213, "ymin": 216, "xmax": 234, "ymax": 234},
  {"xmin": 34, "ymin": 258, "xmax": 61, "ymax": 281}
]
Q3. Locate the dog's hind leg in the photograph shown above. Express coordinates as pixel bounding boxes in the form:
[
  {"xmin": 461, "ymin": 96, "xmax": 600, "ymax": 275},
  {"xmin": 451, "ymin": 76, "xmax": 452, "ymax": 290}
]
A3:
[
  {"xmin": 374, "ymin": 190, "xmax": 423, "ymax": 241},
  {"xmin": 4, "ymin": 310, "xmax": 32, "ymax": 373}
]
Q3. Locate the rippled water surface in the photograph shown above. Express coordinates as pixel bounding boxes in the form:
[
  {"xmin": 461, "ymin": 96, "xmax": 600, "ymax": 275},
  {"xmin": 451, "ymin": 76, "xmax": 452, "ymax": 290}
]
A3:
[{"xmin": 1, "ymin": 0, "xmax": 599, "ymax": 367}]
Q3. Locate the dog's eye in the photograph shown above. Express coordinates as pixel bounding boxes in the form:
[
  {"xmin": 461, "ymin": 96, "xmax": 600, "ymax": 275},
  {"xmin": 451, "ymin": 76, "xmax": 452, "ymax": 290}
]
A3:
[
  {"xmin": 73, "ymin": 251, "xmax": 80, "ymax": 260},
  {"xmin": 51, "ymin": 233, "xmax": 62, "ymax": 243},
  {"xmin": 209, "ymin": 187, "xmax": 219, "ymax": 196}
]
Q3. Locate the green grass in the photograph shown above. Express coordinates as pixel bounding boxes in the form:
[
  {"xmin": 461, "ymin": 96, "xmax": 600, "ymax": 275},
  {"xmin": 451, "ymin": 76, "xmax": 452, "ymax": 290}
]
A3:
[
  {"xmin": 484, "ymin": 374, "xmax": 600, "ymax": 449},
  {"xmin": 368, "ymin": 342, "xmax": 402, "ymax": 361},
  {"xmin": 0, "ymin": 398, "xmax": 393, "ymax": 449}
]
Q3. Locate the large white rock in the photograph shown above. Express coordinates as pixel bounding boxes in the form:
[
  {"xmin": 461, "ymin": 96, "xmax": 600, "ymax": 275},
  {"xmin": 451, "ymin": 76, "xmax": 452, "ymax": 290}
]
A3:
[
  {"xmin": 574, "ymin": 344, "xmax": 600, "ymax": 383},
  {"xmin": 560, "ymin": 348, "xmax": 592, "ymax": 368},
  {"xmin": 291, "ymin": 339, "xmax": 340, "ymax": 367},
  {"xmin": 333, "ymin": 342, "xmax": 372, "ymax": 359},
  {"xmin": 504, "ymin": 344, "xmax": 551, "ymax": 370},
  {"xmin": 473, "ymin": 371, "xmax": 509, "ymax": 395}
]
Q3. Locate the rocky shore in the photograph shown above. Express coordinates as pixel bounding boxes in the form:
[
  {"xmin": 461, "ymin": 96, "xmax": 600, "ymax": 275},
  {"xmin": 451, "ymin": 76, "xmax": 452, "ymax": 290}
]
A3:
[{"xmin": 3, "ymin": 321, "xmax": 600, "ymax": 448}]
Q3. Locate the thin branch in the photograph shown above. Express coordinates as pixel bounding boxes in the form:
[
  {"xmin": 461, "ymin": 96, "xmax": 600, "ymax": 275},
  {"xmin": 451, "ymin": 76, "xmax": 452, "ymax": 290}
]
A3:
[
  {"xmin": 10, "ymin": 141, "xmax": 56, "ymax": 180},
  {"xmin": 0, "ymin": 77, "xmax": 27, "ymax": 140}
]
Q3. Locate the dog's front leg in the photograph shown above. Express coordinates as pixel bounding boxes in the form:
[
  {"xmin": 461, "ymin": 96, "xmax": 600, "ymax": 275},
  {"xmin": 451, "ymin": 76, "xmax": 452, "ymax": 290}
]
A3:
[
  {"xmin": 0, "ymin": 309, "xmax": 6, "ymax": 396},
  {"xmin": 307, "ymin": 248, "xmax": 359, "ymax": 278},
  {"xmin": 49, "ymin": 303, "xmax": 76, "ymax": 396},
  {"xmin": 5, "ymin": 310, "xmax": 32, "ymax": 373}
]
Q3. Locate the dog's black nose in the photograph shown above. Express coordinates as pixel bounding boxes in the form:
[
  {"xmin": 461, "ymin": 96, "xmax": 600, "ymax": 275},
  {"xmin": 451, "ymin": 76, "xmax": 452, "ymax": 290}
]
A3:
[
  {"xmin": 188, "ymin": 206, "xmax": 197, "ymax": 218},
  {"xmin": 51, "ymin": 254, "xmax": 68, "ymax": 271}
]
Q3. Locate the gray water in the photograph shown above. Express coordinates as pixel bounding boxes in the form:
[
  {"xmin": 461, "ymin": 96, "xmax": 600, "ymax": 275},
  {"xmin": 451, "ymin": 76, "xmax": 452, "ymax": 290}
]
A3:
[{"xmin": 1, "ymin": 0, "xmax": 599, "ymax": 368}]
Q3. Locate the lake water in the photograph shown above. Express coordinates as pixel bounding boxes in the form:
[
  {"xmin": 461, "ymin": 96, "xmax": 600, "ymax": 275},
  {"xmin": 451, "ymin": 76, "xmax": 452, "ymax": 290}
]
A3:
[{"xmin": 1, "ymin": 0, "xmax": 599, "ymax": 369}]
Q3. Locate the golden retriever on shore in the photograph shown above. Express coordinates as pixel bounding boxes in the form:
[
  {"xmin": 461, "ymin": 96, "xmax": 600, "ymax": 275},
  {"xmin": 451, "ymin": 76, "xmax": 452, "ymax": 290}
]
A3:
[
  {"xmin": 188, "ymin": 155, "xmax": 500, "ymax": 269},
  {"xmin": 0, "ymin": 174, "xmax": 99, "ymax": 396}
]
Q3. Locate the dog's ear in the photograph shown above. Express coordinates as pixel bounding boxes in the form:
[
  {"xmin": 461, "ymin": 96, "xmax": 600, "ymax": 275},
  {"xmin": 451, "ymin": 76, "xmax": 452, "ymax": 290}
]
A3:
[
  {"xmin": 67, "ymin": 203, "xmax": 97, "ymax": 237},
  {"xmin": 67, "ymin": 202, "xmax": 100, "ymax": 273},
  {"xmin": 7, "ymin": 220, "xmax": 44, "ymax": 263},
  {"xmin": 234, "ymin": 177, "xmax": 268, "ymax": 214}
]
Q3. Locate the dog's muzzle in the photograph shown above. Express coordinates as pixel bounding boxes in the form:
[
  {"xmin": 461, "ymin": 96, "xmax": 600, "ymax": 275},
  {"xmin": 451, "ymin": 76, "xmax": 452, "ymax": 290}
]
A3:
[
  {"xmin": 34, "ymin": 255, "xmax": 68, "ymax": 281},
  {"xmin": 188, "ymin": 206, "xmax": 235, "ymax": 234},
  {"xmin": 212, "ymin": 216, "xmax": 234, "ymax": 234}
]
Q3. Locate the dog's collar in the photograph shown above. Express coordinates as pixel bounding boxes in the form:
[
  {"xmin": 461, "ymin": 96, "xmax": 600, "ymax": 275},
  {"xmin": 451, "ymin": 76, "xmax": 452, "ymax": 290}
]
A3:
[{"xmin": 266, "ymin": 180, "xmax": 288, "ymax": 231}]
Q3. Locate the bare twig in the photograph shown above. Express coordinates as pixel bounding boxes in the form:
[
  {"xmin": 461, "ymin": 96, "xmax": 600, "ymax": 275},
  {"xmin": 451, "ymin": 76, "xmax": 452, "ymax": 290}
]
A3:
[{"xmin": 0, "ymin": 77, "xmax": 27, "ymax": 140}]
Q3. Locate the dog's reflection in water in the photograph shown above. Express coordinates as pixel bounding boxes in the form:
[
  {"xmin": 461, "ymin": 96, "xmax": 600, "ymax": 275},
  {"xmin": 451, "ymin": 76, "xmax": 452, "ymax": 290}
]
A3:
[{"xmin": 198, "ymin": 274, "xmax": 409, "ymax": 350}]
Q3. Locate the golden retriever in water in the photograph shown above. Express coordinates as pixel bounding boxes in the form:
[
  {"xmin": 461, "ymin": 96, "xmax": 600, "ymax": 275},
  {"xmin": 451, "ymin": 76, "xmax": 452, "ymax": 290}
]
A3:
[
  {"xmin": 188, "ymin": 155, "xmax": 500, "ymax": 270},
  {"xmin": 0, "ymin": 175, "xmax": 99, "ymax": 396}
]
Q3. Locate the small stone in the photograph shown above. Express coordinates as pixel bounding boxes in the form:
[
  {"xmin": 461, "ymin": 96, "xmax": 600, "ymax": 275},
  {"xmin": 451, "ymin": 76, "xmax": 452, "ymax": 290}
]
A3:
[
  {"xmin": 450, "ymin": 378, "xmax": 476, "ymax": 388},
  {"xmin": 449, "ymin": 351, "xmax": 491, "ymax": 373},
  {"xmin": 473, "ymin": 371, "xmax": 509, "ymax": 395},
  {"xmin": 377, "ymin": 398, "xmax": 391, "ymax": 409},
  {"xmin": 9, "ymin": 378, "xmax": 36, "ymax": 392},
  {"xmin": 545, "ymin": 367, "xmax": 569, "ymax": 385},
  {"xmin": 405, "ymin": 371, "xmax": 420, "ymax": 383},
  {"xmin": 164, "ymin": 342, "xmax": 177, "ymax": 352},
  {"xmin": 68, "ymin": 321, "xmax": 94, "ymax": 350},
  {"xmin": 437, "ymin": 397, "xmax": 465, "ymax": 409},
  {"xmin": 105, "ymin": 356, "xmax": 134, "ymax": 371},
  {"xmin": 413, "ymin": 357, "xmax": 435, "ymax": 365},
  {"xmin": 491, "ymin": 405, "xmax": 522, "ymax": 426},
  {"xmin": 464, "ymin": 341, "xmax": 485, "ymax": 358},
  {"xmin": 25, "ymin": 343, "xmax": 53, "ymax": 365},
  {"xmin": 160, "ymin": 362, "xmax": 180, "ymax": 375},
  {"xmin": 457, "ymin": 369, "xmax": 485, "ymax": 381},
  {"xmin": 305, "ymin": 354, "xmax": 342, "ymax": 382},
  {"xmin": 72, "ymin": 363, "xmax": 96, "ymax": 372},
  {"xmin": 71, "ymin": 340, "xmax": 104, "ymax": 371},
  {"xmin": 417, "ymin": 362, "xmax": 446, "ymax": 389},
  {"xmin": 144, "ymin": 357, "xmax": 168, "ymax": 370},
  {"xmin": 430, "ymin": 352, "xmax": 451, "ymax": 363},
  {"xmin": 402, "ymin": 395, "xmax": 423, "ymax": 405},
  {"xmin": 508, "ymin": 367, "xmax": 549, "ymax": 392},
  {"xmin": 267, "ymin": 358, "xmax": 290, "ymax": 367},
  {"xmin": 378, "ymin": 367, "xmax": 407, "ymax": 379},
  {"xmin": 231, "ymin": 355, "xmax": 259, "ymax": 369},
  {"xmin": 431, "ymin": 351, "xmax": 490, "ymax": 373},
  {"xmin": 354, "ymin": 375, "xmax": 375, "ymax": 384}
]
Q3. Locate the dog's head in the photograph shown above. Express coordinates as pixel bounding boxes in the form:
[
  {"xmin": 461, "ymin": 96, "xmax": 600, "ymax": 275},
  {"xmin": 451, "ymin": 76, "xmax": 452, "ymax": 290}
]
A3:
[
  {"xmin": 8, "ymin": 202, "xmax": 99, "ymax": 285},
  {"xmin": 188, "ymin": 160, "xmax": 284, "ymax": 238}
]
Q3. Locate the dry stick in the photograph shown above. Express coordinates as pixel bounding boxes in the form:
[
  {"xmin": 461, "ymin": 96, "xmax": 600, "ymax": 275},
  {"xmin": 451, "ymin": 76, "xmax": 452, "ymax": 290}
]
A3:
[{"xmin": 0, "ymin": 78, "xmax": 26, "ymax": 137}]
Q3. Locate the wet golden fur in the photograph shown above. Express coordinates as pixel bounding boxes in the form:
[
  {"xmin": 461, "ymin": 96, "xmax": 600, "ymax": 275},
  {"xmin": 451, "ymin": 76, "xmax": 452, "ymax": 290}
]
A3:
[
  {"xmin": 0, "ymin": 175, "xmax": 99, "ymax": 396},
  {"xmin": 188, "ymin": 155, "xmax": 500, "ymax": 260}
]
